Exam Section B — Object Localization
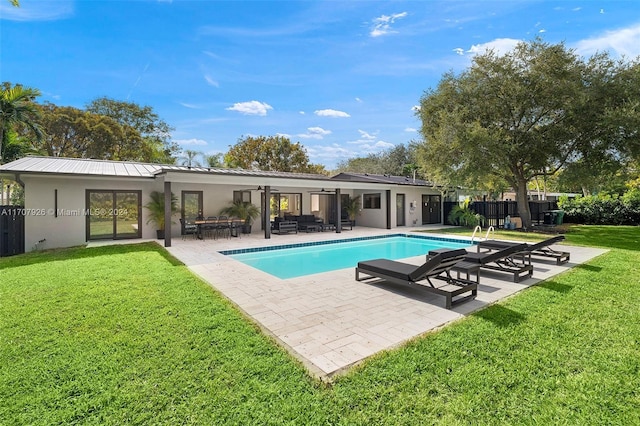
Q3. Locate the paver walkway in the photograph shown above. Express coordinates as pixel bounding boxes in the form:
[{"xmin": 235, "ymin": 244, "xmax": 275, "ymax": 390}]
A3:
[{"xmin": 161, "ymin": 227, "xmax": 606, "ymax": 379}]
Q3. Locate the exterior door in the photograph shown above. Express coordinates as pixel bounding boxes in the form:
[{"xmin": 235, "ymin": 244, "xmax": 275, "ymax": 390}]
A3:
[
  {"xmin": 181, "ymin": 191, "xmax": 203, "ymax": 232},
  {"xmin": 86, "ymin": 190, "xmax": 142, "ymax": 240},
  {"xmin": 396, "ymin": 194, "xmax": 405, "ymax": 226},
  {"xmin": 422, "ymin": 195, "xmax": 441, "ymax": 224}
]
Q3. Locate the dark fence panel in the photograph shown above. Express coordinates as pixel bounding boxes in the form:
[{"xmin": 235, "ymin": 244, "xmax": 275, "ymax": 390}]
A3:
[
  {"xmin": 0, "ymin": 206, "xmax": 25, "ymax": 257},
  {"xmin": 444, "ymin": 200, "xmax": 559, "ymax": 228}
]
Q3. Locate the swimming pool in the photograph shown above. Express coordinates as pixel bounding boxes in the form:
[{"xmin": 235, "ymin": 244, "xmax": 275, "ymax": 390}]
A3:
[{"xmin": 223, "ymin": 234, "xmax": 473, "ymax": 279}]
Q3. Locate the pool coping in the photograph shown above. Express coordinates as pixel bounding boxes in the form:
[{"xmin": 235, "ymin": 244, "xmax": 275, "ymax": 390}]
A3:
[
  {"xmin": 163, "ymin": 228, "xmax": 608, "ymax": 381},
  {"xmin": 218, "ymin": 233, "xmax": 474, "ymax": 255}
]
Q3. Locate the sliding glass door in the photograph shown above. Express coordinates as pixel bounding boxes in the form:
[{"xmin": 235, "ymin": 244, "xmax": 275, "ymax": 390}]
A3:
[{"xmin": 86, "ymin": 190, "xmax": 142, "ymax": 240}]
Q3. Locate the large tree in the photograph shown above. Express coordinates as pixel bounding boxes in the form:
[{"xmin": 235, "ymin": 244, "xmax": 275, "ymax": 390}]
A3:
[
  {"xmin": 225, "ymin": 135, "xmax": 327, "ymax": 174},
  {"xmin": 416, "ymin": 39, "xmax": 640, "ymax": 228},
  {"xmin": 0, "ymin": 83, "xmax": 43, "ymax": 164},
  {"xmin": 335, "ymin": 144, "xmax": 421, "ymax": 177},
  {"xmin": 86, "ymin": 97, "xmax": 179, "ymax": 163},
  {"xmin": 36, "ymin": 103, "xmax": 129, "ymax": 159}
]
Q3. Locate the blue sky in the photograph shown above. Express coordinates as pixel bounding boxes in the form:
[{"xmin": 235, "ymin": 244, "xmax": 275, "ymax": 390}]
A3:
[{"xmin": 2, "ymin": 1, "xmax": 639, "ymax": 169}]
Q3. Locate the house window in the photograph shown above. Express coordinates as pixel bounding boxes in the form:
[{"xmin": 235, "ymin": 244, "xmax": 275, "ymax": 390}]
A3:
[
  {"xmin": 233, "ymin": 190, "xmax": 251, "ymax": 203},
  {"xmin": 363, "ymin": 193, "xmax": 381, "ymax": 209}
]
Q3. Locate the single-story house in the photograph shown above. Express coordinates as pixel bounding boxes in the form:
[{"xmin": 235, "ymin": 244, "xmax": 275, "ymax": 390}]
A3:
[{"xmin": 0, "ymin": 156, "xmax": 445, "ymax": 253}]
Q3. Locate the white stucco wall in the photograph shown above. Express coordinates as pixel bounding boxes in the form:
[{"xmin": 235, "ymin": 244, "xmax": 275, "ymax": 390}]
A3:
[
  {"xmin": 22, "ymin": 175, "xmax": 161, "ymax": 251},
  {"xmin": 19, "ymin": 170, "xmax": 443, "ymax": 251}
]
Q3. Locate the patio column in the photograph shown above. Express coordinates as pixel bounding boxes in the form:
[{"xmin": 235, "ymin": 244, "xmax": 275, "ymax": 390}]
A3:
[
  {"xmin": 164, "ymin": 181, "xmax": 172, "ymax": 247},
  {"xmin": 386, "ymin": 190, "xmax": 391, "ymax": 229},
  {"xmin": 335, "ymin": 188, "xmax": 341, "ymax": 233},
  {"xmin": 264, "ymin": 185, "xmax": 271, "ymax": 239}
]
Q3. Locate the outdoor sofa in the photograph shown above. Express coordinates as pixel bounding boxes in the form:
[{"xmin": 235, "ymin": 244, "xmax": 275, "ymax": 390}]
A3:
[
  {"xmin": 356, "ymin": 248, "xmax": 478, "ymax": 309},
  {"xmin": 271, "ymin": 218, "xmax": 298, "ymax": 234}
]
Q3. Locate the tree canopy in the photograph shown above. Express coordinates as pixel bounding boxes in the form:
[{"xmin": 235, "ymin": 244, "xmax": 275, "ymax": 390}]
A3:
[
  {"xmin": 416, "ymin": 38, "xmax": 640, "ymax": 227},
  {"xmin": 0, "ymin": 83, "xmax": 43, "ymax": 164},
  {"xmin": 86, "ymin": 97, "xmax": 179, "ymax": 163},
  {"xmin": 225, "ymin": 135, "xmax": 327, "ymax": 174},
  {"xmin": 335, "ymin": 144, "xmax": 421, "ymax": 178}
]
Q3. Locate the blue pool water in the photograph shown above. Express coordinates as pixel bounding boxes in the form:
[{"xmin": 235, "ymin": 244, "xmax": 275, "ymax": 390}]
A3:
[{"xmin": 224, "ymin": 235, "xmax": 473, "ymax": 279}]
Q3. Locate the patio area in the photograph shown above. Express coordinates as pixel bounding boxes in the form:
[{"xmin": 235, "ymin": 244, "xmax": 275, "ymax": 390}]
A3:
[{"xmin": 156, "ymin": 226, "xmax": 606, "ymax": 380}]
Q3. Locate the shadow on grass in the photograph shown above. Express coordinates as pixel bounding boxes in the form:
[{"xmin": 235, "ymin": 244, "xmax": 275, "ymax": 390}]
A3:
[
  {"xmin": 536, "ymin": 280, "xmax": 573, "ymax": 294},
  {"xmin": 0, "ymin": 242, "xmax": 183, "ymax": 270},
  {"xmin": 573, "ymin": 264, "xmax": 603, "ymax": 273},
  {"xmin": 472, "ymin": 304, "xmax": 526, "ymax": 328}
]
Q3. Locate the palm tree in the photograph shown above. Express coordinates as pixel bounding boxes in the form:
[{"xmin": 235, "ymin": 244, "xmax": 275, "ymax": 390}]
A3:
[
  {"xmin": 0, "ymin": 84, "xmax": 43, "ymax": 164},
  {"xmin": 205, "ymin": 153, "xmax": 224, "ymax": 167},
  {"xmin": 178, "ymin": 149, "xmax": 203, "ymax": 167}
]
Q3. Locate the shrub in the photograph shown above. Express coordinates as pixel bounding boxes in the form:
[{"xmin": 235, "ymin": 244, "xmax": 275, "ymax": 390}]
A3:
[
  {"xmin": 559, "ymin": 191, "xmax": 640, "ymax": 225},
  {"xmin": 447, "ymin": 199, "xmax": 486, "ymax": 228}
]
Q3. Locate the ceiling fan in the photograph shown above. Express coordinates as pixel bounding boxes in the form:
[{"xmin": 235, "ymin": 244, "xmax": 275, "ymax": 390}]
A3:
[{"xmin": 307, "ymin": 188, "xmax": 336, "ymax": 194}]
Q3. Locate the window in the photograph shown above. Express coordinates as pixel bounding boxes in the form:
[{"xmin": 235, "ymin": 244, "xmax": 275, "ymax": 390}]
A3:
[
  {"xmin": 363, "ymin": 193, "xmax": 381, "ymax": 209},
  {"xmin": 269, "ymin": 193, "xmax": 301, "ymax": 220},
  {"xmin": 233, "ymin": 190, "xmax": 251, "ymax": 203}
]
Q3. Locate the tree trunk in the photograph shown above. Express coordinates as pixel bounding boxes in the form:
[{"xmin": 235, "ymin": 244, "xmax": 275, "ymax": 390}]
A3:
[{"xmin": 515, "ymin": 178, "xmax": 532, "ymax": 229}]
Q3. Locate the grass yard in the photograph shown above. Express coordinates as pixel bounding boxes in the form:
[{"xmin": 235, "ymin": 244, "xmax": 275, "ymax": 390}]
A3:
[{"xmin": 1, "ymin": 226, "xmax": 639, "ymax": 424}]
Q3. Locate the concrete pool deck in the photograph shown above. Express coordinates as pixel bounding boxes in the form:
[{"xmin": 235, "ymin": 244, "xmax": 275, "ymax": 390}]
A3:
[{"xmin": 158, "ymin": 226, "xmax": 606, "ymax": 380}]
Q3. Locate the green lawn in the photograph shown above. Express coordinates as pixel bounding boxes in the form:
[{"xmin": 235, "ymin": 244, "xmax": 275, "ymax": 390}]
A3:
[{"xmin": 1, "ymin": 226, "xmax": 639, "ymax": 424}]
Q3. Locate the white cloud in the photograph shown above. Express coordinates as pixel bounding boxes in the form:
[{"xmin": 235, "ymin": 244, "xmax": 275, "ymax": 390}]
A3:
[
  {"xmin": 467, "ymin": 38, "xmax": 521, "ymax": 56},
  {"xmin": 179, "ymin": 102, "xmax": 200, "ymax": 109},
  {"xmin": 572, "ymin": 7, "xmax": 582, "ymax": 11},
  {"xmin": 539, "ymin": 29, "xmax": 546, "ymax": 33},
  {"xmin": 298, "ymin": 127, "xmax": 332, "ymax": 139},
  {"xmin": 299, "ymin": 111, "xmax": 305, "ymax": 115},
  {"xmin": 370, "ymin": 12, "xmax": 408, "ymax": 37},
  {"xmin": 404, "ymin": 127, "xmax": 417, "ymax": 132},
  {"xmin": 411, "ymin": 105, "xmax": 421, "ymax": 112},
  {"xmin": 226, "ymin": 100, "xmax": 273, "ymax": 116},
  {"xmin": 204, "ymin": 74, "xmax": 219, "ymax": 87},
  {"xmin": 574, "ymin": 23, "xmax": 640, "ymax": 58},
  {"xmin": 346, "ymin": 130, "xmax": 394, "ymax": 153},
  {"xmin": 314, "ymin": 109, "xmax": 350, "ymax": 118},
  {"xmin": 0, "ymin": 0, "xmax": 73, "ymax": 21},
  {"xmin": 174, "ymin": 138, "xmax": 208, "ymax": 146},
  {"xmin": 357, "ymin": 129, "xmax": 377, "ymax": 140},
  {"xmin": 453, "ymin": 48, "xmax": 465, "ymax": 56},
  {"xmin": 355, "ymin": 97, "xmax": 363, "ymax": 103}
]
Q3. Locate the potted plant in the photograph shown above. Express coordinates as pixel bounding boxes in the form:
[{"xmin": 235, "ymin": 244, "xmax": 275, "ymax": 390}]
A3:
[
  {"xmin": 219, "ymin": 200, "xmax": 260, "ymax": 234},
  {"xmin": 343, "ymin": 195, "xmax": 361, "ymax": 227},
  {"xmin": 144, "ymin": 190, "xmax": 178, "ymax": 239}
]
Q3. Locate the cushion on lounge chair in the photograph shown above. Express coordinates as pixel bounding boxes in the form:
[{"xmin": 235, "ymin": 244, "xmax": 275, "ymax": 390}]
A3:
[{"xmin": 356, "ymin": 248, "xmax": 477, "ymax": 309}]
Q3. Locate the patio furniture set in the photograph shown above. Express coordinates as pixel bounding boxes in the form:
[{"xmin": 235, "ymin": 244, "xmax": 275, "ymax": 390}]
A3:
[
  {"xmin": 180, "ymin": 217, "xmax": 244, "ymax": 240},
  {"xmin": 356, "ymin": 236, "xmax": 570, "ymax": 310},
  {"xmin": 271, "ymin": 215, "xmax": 352, "ymax": 234}
]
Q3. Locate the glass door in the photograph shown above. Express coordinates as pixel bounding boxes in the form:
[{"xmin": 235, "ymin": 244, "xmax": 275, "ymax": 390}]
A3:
[
  {"xmin": 87, "ymin": 190, "xmax": 142, "ymax": 240},
  {"xmin": 396, "ymin": 194, "xmax": 405, "ymax": 226},
  {"xmin": 182, "ymin": 191, "xmax": 203, "ymax": 222}
]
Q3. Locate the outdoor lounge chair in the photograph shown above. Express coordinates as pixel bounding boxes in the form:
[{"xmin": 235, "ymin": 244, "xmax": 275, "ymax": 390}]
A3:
[
  {"xmin": 356, "ymin": 248, "xmax": 477, "ymax": 309},
  {"xmin": 461, "ymin": 243, "xmax": 533, "ymax": 283},
  {"xmin": 477, "ymin": 235, "xmax": 570, "ymax": 265}
]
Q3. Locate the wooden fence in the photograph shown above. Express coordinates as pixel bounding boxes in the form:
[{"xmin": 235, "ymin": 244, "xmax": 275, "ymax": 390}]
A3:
[{"xmin": 0, "ymin": 206, "xmax": 25, "ymax": 257}]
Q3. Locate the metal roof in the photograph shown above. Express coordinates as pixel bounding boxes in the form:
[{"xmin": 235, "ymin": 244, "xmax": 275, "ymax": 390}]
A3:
[
  {"xmin": 0, "ymin": 156, "xmax": 330, "ymax": 180},
  {"xmin": 331, "ymin": 172, "xmax": 434, "ymax": 186},
  {"xmin": 0, "ymin": 157, "xmax": 435, "ymax": 188}
]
